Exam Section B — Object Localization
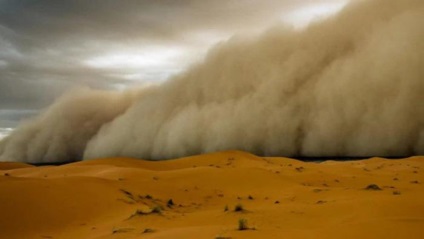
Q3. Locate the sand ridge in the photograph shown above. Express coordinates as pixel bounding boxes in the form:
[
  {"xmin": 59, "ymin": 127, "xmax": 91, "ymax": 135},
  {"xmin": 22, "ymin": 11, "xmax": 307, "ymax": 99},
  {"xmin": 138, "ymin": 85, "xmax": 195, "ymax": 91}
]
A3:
[{"xmin": 0, "ymin": 151, "xmax": 423, "ymax": 239}]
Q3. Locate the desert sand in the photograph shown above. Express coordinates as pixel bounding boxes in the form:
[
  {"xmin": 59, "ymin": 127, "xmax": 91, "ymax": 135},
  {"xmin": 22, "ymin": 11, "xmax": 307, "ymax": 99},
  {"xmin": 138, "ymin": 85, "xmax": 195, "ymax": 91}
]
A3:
[{"xmin": 0, "ymin": 151, "xmax": 423, "ymax": 239}]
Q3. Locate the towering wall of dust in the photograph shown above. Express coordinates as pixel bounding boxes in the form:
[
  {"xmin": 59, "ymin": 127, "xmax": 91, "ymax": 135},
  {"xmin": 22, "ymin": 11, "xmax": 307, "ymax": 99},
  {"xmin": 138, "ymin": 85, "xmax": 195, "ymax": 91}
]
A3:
[
  {"xmin": 1, "ymin": 0, "xmax": 423, "ymax": 163},
  {"xmin": 0, "ymin": 88, "xmax": 136, "ymax": 163},
  {"xmin": 84, "ymin": 0, "xmax": 424, "ymax": 160}
]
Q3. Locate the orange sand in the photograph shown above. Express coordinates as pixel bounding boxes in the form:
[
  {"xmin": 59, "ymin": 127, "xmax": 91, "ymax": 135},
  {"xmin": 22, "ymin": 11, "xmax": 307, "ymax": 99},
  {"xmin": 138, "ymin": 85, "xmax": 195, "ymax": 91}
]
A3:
[{"xmin": 0, "ymin": 151, "xmax": 423, "ymax": 239}]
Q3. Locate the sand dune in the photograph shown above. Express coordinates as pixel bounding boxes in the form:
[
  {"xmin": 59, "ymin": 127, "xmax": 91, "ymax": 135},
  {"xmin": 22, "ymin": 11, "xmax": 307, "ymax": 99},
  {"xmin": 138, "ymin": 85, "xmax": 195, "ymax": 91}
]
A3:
[{"xmin": 0, "ymin": 151, "xmax": 423, "ymax": 239}]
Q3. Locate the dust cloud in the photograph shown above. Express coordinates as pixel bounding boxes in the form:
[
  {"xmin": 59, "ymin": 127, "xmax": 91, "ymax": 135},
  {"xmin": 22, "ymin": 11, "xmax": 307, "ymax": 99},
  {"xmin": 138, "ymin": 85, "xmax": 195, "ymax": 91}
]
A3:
[{"xmin": 1, "ymin": 0, "xmax": 423, "ymax": 163}]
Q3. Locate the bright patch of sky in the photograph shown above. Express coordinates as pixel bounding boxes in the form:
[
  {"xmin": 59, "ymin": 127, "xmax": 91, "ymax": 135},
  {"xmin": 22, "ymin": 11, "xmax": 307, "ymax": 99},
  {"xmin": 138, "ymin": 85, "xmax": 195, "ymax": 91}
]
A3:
[
  {"xmin": 85, "ymin": 2, "xmax": 349, "ymax": 86},
  {"xmin": 281, "ymin": 1, "xmax": 349, "ymax": 29},
  {"xmin": 0, "ymin": 128, "xmax": 13, "ymax": 140}
]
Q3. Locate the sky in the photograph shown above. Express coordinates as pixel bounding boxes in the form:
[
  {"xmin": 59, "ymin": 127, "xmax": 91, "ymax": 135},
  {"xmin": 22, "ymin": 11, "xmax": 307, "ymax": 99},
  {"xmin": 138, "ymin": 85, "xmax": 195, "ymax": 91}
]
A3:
[{"xmin": 0, "ymin": 0, "xmax": 348, "ymax": 132}]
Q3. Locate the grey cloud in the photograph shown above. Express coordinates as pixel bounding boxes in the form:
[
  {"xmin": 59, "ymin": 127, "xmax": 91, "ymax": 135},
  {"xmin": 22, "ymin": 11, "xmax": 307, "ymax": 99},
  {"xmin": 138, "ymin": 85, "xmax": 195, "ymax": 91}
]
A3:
[
  {"xmin": 0, "ymin": 0, "xmax": 347, "ymax": 127},
  {"xmin": 0, "ymin": 109, "xmax": 37, "ymax": 125},
  {"xmin": 0, "ymin": 0, "xmax": 346, "ymax": 50},
  {"xmin": 0, "ymin": 0, "xmax": 302, "ymax": 43}
]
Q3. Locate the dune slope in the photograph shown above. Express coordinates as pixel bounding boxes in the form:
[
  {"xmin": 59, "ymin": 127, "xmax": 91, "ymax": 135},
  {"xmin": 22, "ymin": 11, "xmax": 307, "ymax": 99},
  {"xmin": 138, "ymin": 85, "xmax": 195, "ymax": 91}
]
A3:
[{"xmin": 0, "ymin": 151, "xmax": 423, "ymax": 239}]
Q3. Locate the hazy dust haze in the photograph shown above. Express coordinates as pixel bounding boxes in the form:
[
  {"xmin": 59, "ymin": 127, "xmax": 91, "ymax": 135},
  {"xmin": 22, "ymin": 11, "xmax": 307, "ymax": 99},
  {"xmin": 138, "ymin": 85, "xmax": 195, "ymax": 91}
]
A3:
[{"xmin": 1, "ymin": 0, "xmax": 423, "ymax": 163}]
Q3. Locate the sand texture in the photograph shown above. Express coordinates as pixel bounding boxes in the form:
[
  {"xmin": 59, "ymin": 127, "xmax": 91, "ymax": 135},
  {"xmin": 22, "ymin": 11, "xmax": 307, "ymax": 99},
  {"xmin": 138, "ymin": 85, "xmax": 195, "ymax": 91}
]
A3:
[{"xmin": 0, "ymin": 151, "xmax": 423, "ymax": 239}]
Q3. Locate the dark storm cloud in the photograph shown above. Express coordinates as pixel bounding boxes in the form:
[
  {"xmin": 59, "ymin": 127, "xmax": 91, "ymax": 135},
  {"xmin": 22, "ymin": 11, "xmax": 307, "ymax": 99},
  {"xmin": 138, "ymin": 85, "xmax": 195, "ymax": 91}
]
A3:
[
  {"xmin": 0, "ymin": 0, "xmax": 307, "ymax": 43},
  {"xmin": 0, "ymin": 0, "xmax": 346, "ymax": 127}
]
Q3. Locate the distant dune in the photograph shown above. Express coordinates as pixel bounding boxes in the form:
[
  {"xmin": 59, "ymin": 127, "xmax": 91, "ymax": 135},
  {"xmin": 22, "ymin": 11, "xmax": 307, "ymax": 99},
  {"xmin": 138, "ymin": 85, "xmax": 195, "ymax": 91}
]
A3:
[{"xmin": 0, "ymin": 151, "xmax": 423, "ymax": 239}]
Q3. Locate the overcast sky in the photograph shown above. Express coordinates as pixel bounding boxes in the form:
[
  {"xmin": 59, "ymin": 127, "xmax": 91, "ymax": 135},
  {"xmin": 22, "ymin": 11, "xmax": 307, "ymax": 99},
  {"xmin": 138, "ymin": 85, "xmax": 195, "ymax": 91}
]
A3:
[{"xmin": 0, "ymin": 0, "xmax": 348, "ymax": 129}]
